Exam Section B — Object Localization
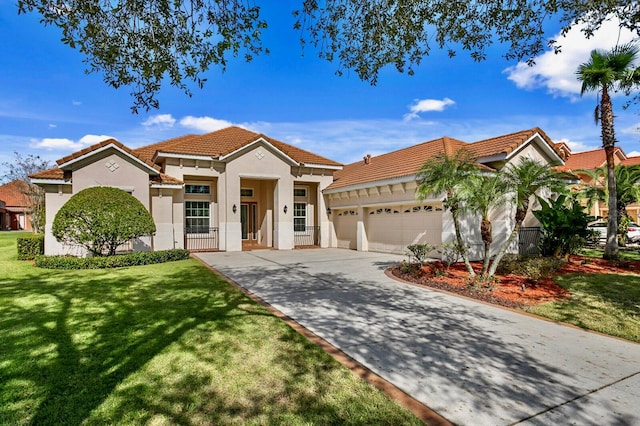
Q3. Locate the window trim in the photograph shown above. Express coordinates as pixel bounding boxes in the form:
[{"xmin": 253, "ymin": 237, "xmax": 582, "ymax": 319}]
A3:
[
  {"xmin": 293, "ymin": 202, "xmax": 307, "ymax": 232},
  {"xmin": 240, "ymin": 188, "xmax": 254, "ymax": 197},
  {"xmin": 185, "ymin": 200, "xmax": 211, "ymax": 234},
  {"xmin": 185, "ymin": 184, "xmax": 211, "ymax": 195}
]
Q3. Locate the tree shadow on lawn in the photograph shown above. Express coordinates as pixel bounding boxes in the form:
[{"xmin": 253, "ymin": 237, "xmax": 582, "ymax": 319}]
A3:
[
  {"xmin": 0, "ymin": 262, "xmax": 270, "ymax": 425},
  {"xmin": 218, "ymin": 264, "xmax": 640, "ymax": 425}
]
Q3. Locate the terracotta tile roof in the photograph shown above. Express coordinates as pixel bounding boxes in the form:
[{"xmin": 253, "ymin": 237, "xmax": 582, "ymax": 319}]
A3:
[
  {"xmin": 621, "ymin": 156, "xmax": 640, "ymax": 167},
  {"xmin": 327, "ymin": 128, "xmax": 557, "ymax": 191},
  {"xmin": 555, "ymin": 147, "xmax": 626, "ymax": 172},
  {"xmin": 29, "ymin": 168, "xmax": 69, "ymax": 180},
  {"xmin": 57, "ymin": 138, "xmax": 161, "ymax": 171},
  {"xmin": 134, "ymin": 126, "xmax": 342, "ymax": 167},
  {"xmin": 150, "ymin": 174, "xmax": 184, "ymax": 185},
  {"xmin": 469, "ymin": 127, "xmax": 558, "ymax": 158},
  {"xmin": 327, "ymin": 136, "xmax": 468, "ymax": 190},
  {"xmin": 0, "ymin": 180, "xmax": 32, "ymax": 207}
]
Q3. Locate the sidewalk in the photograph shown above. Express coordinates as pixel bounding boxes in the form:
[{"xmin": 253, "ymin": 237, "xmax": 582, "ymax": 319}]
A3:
[{"xmin": 196, "ymin": 249, "xmax": 640, "ymax": 425}]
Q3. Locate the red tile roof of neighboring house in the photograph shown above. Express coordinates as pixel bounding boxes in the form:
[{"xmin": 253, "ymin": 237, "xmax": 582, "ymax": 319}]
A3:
[
  {"xmin": 555, "ymin": 147, "xmax": 627, "ymax": 172},
  {"xmin": 0, "ymin": 180, "xmax": 32, "ymax": 207},
  {"xmin": 622, "ymin": 156, "xmax": 640, "ymax": 166},
  {"xmin": 134, "ymin": 126, "xmax": 342, "ymax": 167},
  {"xmin": 57, "ymin": 138, "xmax": 161, "ymax": 171},
  {"xmin": 327, "ymin": 128, "xmax": 559, "ymax": 191}
]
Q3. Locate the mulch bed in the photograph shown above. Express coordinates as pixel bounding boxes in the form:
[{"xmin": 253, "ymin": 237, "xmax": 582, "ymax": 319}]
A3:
[{"xmin": 390, "ymin": 255, "xmax": 640, "ymax": 309}]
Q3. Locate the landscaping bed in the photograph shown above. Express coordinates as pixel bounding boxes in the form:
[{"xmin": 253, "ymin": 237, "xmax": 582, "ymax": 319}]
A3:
[{"xmin": 390, "ymin": 255, "xmax": 640, "ymax": 309}]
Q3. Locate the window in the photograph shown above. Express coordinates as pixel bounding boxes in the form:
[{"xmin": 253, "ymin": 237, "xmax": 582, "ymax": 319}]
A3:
[
  {"xmin": 185, "ymin": 201, "xmax": 210, "ymax": 233},
  {"xmin": 240, "ymin": 188, "xmax": 254, "ymax": 197},
  {"xmin": 294, "ymin": 202, "xmax": 306, "ymax": 232},
  {"xmin": 294, "ymin": 187, "xmax": 307, "ymax": 197},
  {"xmin": 185, "ymin": 184, "xmax": 210, "ymax": 194}
]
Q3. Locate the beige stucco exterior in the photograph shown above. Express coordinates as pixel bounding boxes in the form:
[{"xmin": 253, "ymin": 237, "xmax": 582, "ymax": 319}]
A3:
[
  {"xmin": 35, "ymin": 136, "xmax": 337, "ymax": 256},
  {"xmin": 33, "ymin": 127, "xmax": 563, "ymax": 259}
]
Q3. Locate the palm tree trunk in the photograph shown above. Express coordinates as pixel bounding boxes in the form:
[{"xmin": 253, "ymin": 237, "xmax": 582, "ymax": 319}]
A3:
[
  {"xmin": 601, "ymin": 87, "xmax": 619, "ymax": 260},
  {"xmin": 451, "ymin": 207, "xmax": 476, "ymax": 278},
  {"xmin": 481, "ymin": 218, "xmax": 492, "ymax": 277}
]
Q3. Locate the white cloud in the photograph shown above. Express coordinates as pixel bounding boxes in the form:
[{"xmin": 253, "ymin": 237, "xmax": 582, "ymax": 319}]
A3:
[
  {"xmin": 555, "ymin": 137, "xmax": 599, "ymax": 153},
  {"xmin": 627, "ymin": 151, "xmax": 640, "ymax": 157},
  {"xmin": 72, "ymin": 100, "xmax": 82, "ymax": 106},
  {"xmin": 404, "ymin": 98, "xmax": 455, "ymax": 120},
  {"xmin": 29, "ymin": 134, "xmax": 113, "ymax": 151},
  {"xmin": 504, "ymin": 18, "xmax": 637, "ymax": 98},
  {"xmin": 179, "ymin": 116, "xmax": 234, "ymax": 132},
  {"xmin": 142, "ymin": 114, "xmax": 176, "ymax": 127},
  {"xmin": 48, "ymin": 124, "xmax": 57, "ymax": 128}
]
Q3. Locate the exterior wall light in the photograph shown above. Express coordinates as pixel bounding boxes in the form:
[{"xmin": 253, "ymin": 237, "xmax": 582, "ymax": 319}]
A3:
[
  {"xmin": 284, "ymin": 205, "xmax": 288, "ymax": 214},
  {"xmin": 326, "ymin": 207, "xmax": 331, "ymax": 215},
  {"xmin": 232, "ymin": 204, "xmax": 237, "ymax": 214}
]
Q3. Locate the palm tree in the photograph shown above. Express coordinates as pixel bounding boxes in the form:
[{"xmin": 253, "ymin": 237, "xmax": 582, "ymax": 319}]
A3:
[
  {"xmin": 416, "ymin": 149, "xmax": 479, "ymax": 278},
  {"xmin": 576, "ymin": 165, "xmax": 640, "ymax": 242},
  {"xmin": 576, "ymin": 43, "xmax": 639, "ymax": 260},
  {"xmin": 463, "ymin": 173, "xmax": 509, "ymax": 278},
  {"xmin": 487, "ymin": 158, "xmax": 564, "ymax": 278}
]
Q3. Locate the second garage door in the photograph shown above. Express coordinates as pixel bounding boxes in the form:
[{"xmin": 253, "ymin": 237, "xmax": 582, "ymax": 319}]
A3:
[{"xmin": 365, "ymin": 205, "xmax": 443, "ymax": 254}]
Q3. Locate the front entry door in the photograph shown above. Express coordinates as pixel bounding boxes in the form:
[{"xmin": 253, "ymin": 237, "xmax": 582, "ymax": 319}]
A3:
[{"xmin": 241, "ymin": 203, "xmax": 258, "ymax": 241}]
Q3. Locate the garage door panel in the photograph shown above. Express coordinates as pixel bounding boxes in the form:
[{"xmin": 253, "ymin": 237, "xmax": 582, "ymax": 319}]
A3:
[
  {"xmin": 366, "ymin": 207, "xmax": 442, "ymax": 254},
  {"xmin": 334, "ymin": 210, "xmax": 357, "ymax": 250}
]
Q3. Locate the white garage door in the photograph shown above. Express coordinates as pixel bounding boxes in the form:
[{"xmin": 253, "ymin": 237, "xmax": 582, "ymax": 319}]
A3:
[
  {"xmin": 366, "ymin": 205, "xmax": 443, "ymax": 254},
  {"xmin": 333, "ymin": 209, "xmax": 358, "ymax": 249}
]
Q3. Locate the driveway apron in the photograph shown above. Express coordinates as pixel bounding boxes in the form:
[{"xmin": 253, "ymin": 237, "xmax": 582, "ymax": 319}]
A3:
[{"xmin": 195, "ymin": 249, "xmax": 640, "ymax": 425}]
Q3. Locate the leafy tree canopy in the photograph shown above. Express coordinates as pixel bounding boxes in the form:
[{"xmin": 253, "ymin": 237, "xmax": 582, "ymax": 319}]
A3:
[
  {"xmin": 17, "ymin": 1, "xmax": 639, "ymax": 112},
  {"xmin": 18, "ymin": 0, "xmax": 268, "ymax": 113},
  {"xmin": 52, "ymin": 186, "xmax": 156, "ymax": 256}
]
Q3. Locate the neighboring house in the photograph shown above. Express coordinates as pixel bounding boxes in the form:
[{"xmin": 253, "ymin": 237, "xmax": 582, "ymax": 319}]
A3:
[
  {"xmin": 555, "ymin": 146, "xmax": 640, "ymax": 222},
  {"xmin": 0, "ymin": 180, "xmax": 33, "ymax": 231},
  {"xmin": 31, "ymin": 126, "xmax": 564, "ymax": 257}
]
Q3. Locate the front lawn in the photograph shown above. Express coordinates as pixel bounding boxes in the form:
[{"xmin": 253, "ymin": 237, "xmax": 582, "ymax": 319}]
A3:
[
  {"xmin": 0, "ymin": 233, "xmax": 421, "ymax": 425},
  {"xmin": 527, "ymin": 272, "xmax": 640, "ymax": 343}
]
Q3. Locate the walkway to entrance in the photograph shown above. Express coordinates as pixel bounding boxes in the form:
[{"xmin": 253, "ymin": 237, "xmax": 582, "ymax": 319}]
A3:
[{"xmin": 195, "ymin": 249, "xmax": 640, "ymax": 425}]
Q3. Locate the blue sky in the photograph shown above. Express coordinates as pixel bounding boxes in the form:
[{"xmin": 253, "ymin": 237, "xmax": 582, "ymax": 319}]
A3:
[{"xmin": 1, "ymin": 2, "xmax": 639, "ymax": 175}]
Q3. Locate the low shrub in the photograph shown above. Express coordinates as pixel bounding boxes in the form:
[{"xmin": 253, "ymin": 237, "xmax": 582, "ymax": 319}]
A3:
[
  {"xmin": 496, "ymin": 254, "xmax": 565, "ymax": 282},
  {"xmin": 406, "ymin": 243, "xmax": 435, "ymax": 265},
  {"xmin": 35, "ymin": 249, "xmax": 190, "ymax": 269},
  {"xmin": 17, "ymin": 234, "xmax": 44, "ymax": 260}
]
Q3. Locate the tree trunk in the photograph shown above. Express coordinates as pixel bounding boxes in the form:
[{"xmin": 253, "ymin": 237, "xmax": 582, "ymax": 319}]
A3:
[
  {"xmin": 601, "ymin": 86, "xmax": 619, "ymax": 260},
  {"xmin": 481, "ymin": 218, "xmax": 492, "ymax": 277},
  {"xmin": 451, "ymin": 206, "xmax": 476, "ymax": 278},
  {"xmin": 487, "ymin": 209, "xmax": 525, "ymax": 278}
]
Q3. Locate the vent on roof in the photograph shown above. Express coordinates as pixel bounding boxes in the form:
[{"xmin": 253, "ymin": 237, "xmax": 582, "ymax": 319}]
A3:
[{"xmin": 363, "ymin": 154, "xmax": 372, "ymax": 165}]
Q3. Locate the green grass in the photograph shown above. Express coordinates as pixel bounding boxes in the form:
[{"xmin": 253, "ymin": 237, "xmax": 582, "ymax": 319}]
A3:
[
  {"xmin": 578, "ymin": 247, "xmax": 640, "ymax": 261},
  {"xmin": 0, "ymin": 233, "xmax": 421, "ymax": 425},
  {"xmin": 528, "ymin": 273, "xmax": 640, "ymax": 343}
]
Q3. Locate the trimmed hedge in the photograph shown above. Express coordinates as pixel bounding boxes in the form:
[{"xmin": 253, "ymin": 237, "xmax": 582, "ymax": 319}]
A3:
[
  {"xmin": 34, "ymin": 249, "xmax": 190, "ymax": 269},
  {"xmin": 17, "ymin": 234, "xmax": 45, "ymax": 260}
]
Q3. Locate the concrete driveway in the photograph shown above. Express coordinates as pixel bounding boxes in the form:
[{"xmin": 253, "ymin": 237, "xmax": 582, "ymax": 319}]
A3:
[{"xmin": 195, "ymin": 249, "xmax": 640, "ymax": 425}]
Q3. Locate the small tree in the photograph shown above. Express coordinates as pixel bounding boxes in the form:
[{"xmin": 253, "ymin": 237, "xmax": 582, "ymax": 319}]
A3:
[
  {"xmin": 52, "ymin": 187, "xmax": 156, "ymax": 256},
  {"xmin": 2, "ymin": 152, "xmax": 51, "ymax": 233},
  {"xmin": 416, "ymin": 149, "xmax": 479, "ymax": 278}
]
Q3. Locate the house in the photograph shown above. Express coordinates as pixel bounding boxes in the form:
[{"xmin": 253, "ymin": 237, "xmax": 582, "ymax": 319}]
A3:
[
  {"xmin": 0, "ymin": 180, "xmax": 34, "ymax": 231},
  {"xmin": 555, "ymin": 146, "xmax": 640, "ymax": 222},
  {"xmin": 31, "ymin": 126, "xmax": 564, "ymax": 257}
]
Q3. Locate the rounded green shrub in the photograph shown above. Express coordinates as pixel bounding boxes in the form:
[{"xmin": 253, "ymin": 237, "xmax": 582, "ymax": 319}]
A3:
[{"xmin": 52, "ymin": 186, "xmax": 156, "ymax": 256}]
